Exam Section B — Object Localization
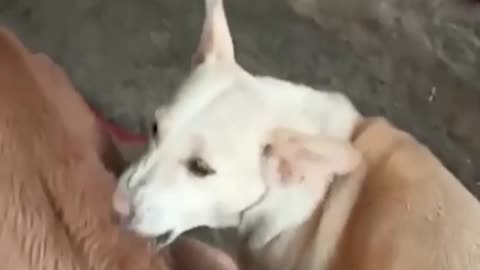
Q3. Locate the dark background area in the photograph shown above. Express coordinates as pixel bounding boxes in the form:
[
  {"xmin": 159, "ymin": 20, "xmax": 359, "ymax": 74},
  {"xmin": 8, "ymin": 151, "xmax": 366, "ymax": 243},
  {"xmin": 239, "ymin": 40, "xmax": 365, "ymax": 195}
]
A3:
[{"xmin": 1, "ymin": 0, "xmax": 479, "ymax": 198}]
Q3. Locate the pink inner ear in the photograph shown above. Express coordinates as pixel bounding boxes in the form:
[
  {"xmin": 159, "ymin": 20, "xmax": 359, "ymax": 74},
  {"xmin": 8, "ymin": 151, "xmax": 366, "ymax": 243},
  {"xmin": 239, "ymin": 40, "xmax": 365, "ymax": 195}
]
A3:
[
  {"xmin": 191, "ymin": 27, "xmax": 212, "ymax": 66},
  {"xmin": 192, "ymin": 0, "xmax": 234, "ymax": 66},
  {"xmin": 275, "ymin": 143, "xmax": 334, "ymax": 185}
]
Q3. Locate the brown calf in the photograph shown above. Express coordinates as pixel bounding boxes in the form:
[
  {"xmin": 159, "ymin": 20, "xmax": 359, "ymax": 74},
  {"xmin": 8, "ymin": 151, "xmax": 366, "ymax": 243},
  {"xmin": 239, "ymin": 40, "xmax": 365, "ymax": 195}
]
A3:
[{"xmin": 0, "ymin": 27, "xmax": 237, "ymax": 270}]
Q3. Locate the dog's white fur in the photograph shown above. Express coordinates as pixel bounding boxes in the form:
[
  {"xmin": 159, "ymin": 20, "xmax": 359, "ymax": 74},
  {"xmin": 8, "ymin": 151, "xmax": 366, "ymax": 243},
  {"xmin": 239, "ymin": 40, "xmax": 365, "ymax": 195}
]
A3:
[{"xmin": 113, "ymin": 0, "xmax": 360, "ymax": 247}]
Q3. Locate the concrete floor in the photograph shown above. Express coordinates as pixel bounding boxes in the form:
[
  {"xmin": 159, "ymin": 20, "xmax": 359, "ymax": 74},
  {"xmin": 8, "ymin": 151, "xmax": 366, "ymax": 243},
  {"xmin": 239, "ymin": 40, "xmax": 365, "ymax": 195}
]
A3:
[{"xmin": 1, "ymin": 0, "xmax": 479, "ymax": 201}]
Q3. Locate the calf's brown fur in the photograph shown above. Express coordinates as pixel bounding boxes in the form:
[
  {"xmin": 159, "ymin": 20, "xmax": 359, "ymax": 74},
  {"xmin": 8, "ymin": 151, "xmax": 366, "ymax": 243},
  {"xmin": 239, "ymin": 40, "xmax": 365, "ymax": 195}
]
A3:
[
  {"xmin": 242, "ymin": 118, "xmax": 480, "ymax": 270},
  {"xmin": 0, "ymin": 28, "xmax": 239, "ymax": 270},
  {"xmin": 330, "ymin": 118, "xmax": 480, "ymax": 270}
]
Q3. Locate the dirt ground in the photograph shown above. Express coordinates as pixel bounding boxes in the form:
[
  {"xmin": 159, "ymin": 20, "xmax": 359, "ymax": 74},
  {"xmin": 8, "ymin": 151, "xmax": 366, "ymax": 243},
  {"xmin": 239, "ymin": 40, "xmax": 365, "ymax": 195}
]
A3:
[{"xmin": 1, "ymin": 0, "xmax": 479, "ymax": 201}]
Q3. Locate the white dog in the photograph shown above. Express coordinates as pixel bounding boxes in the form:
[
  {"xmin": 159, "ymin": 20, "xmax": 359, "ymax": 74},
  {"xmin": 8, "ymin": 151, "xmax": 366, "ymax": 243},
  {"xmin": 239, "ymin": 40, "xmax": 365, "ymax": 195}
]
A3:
[{"xmin": 112, "ymin": 0, "xmax": 360, "ymax": 249}]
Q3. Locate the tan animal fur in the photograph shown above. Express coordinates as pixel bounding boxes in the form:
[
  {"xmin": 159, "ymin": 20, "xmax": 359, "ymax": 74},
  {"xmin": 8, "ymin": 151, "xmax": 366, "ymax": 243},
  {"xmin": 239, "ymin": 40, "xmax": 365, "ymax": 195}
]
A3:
[
  {"xmin": 0, "ymin": 26, "xmax": 170, "ymax": 270},
  {"xmin": 0, "ymin": 27, "xmax": 237, "ymax": 270},
  {"xmin": 244, "ymin": 117, "xmax": 480, "ymax": 270}
]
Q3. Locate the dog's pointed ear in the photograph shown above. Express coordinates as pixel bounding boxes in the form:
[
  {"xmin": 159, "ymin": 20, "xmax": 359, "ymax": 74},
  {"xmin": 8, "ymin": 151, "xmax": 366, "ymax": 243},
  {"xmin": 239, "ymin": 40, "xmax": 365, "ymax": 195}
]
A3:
[
  {"xmin": 264, "ymin": 129, "xmax": 362, "ymax": 187},
  {"xmin": 192, "ymin": 0, "xmax": 235, "ymax": 67}
]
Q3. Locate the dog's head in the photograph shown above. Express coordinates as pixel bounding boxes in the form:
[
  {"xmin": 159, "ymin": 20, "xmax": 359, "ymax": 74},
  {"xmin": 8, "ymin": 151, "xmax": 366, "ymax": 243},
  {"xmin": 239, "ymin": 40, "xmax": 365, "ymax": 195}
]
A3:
[{"xmin": 113, "ymin": 0, "xmax": 360, "ymax": 246}]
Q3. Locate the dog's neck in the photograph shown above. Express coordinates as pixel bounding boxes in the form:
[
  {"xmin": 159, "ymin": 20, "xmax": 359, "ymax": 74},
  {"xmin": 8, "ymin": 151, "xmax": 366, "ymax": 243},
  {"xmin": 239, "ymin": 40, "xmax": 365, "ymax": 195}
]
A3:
[{"xmin": 239, "ymin": 122, "xmax": 367, "ymax": 270}]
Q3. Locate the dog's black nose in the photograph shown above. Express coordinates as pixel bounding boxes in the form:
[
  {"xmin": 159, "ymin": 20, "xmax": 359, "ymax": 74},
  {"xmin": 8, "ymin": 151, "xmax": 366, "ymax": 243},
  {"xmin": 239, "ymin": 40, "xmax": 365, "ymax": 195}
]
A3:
[{"xmin": 155, "ymin": 230, "xmax": 173, "ymax": 245}]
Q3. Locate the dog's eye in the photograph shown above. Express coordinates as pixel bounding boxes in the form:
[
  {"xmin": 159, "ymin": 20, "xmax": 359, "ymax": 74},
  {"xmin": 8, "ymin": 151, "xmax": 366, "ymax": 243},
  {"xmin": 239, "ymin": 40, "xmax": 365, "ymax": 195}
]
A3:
[
  {"xmin": 151, "ymin": 122, "xmax": 158, "ymax": 137},
  {"xmin": 262, "ymin": 144, "xmax": 273, "ymax": 156},
  {"xmin": 186, "ymin": 157, "xmax": 215, "ymax": 177}
]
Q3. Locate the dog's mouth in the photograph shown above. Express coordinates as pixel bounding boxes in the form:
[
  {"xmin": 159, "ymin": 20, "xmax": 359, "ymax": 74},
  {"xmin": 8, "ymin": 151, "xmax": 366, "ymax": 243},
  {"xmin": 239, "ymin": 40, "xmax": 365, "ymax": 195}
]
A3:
[
  {"xmin": 153, "ymin": 230, "xmax": 175, "ymax": 249},
  {"xmin": 154, "ymin": 230, "xmax": 174, "ymax": 245}
]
